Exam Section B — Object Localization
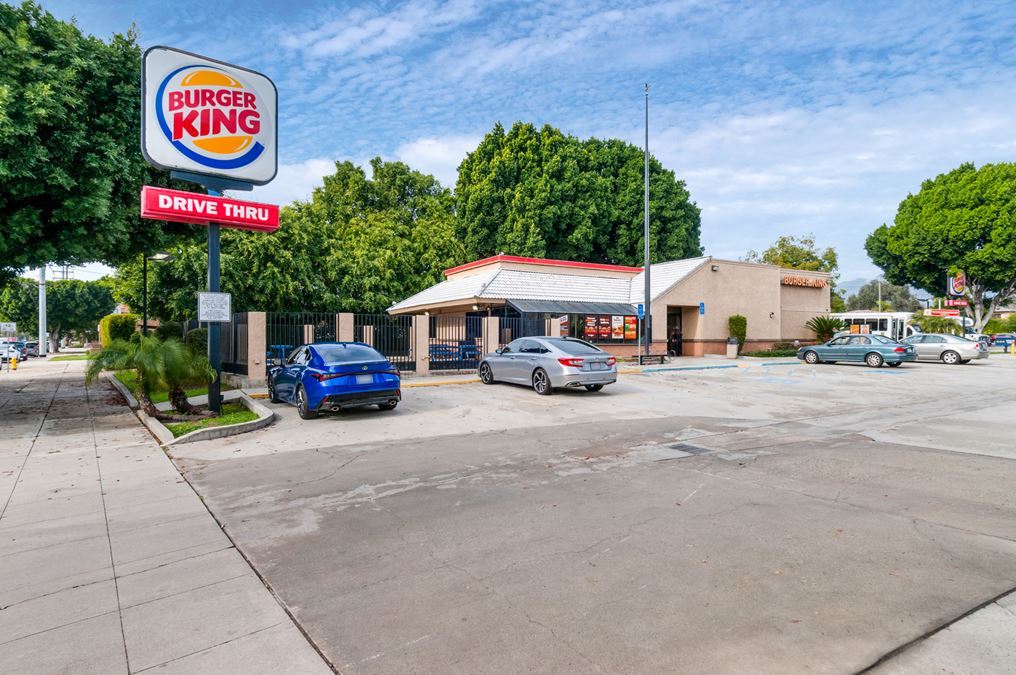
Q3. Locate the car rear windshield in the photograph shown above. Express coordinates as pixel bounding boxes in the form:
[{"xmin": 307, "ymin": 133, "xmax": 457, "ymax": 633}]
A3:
[
  {"xmin": 315, "ymin": 345, "xmax": 385, "ymax": 363},
  {"xmin": 543, "ymin": 338, "xmax": 603, "ymax": 354}
]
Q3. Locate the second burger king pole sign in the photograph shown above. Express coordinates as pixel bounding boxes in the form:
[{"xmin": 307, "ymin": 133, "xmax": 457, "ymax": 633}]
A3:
[{"xmin": 141, "ymin": 46, "xmax": 278, "ymax": 230}]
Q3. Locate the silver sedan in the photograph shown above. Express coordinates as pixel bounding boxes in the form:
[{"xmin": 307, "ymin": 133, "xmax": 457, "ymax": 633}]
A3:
[
  {"xmin": 478, "ymin": 336, "xmax": 618, "ymax": 395},
  {"xmin": 901, "ymin": 333, "xmax": 989, "ymax": 364}
]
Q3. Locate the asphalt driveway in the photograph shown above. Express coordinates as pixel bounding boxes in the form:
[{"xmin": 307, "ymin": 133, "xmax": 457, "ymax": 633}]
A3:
[{"xmin": 169, "ymin": 358, "xmax": 1016, "ymax": 673}]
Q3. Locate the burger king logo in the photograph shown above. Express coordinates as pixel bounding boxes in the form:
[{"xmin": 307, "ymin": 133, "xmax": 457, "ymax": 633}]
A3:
[
  {"xmin": 156, "ymin": 66, "xmax": 268, "ymax": 169},
  {"xmin": 143, "ymin": 47, "xmax": 277, "ymax": 184}
]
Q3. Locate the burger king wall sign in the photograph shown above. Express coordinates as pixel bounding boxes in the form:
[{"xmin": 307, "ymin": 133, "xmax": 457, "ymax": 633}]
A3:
[{"xmin": 142, "ymin": 46, "xmax": 277, "ymax": 185}]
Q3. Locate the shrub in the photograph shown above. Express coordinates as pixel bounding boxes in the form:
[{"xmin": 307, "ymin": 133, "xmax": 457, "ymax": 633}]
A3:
[
  {"xmin": 805, "ymin": 316, "xmax": 845, "ymax": 342},
  {"xmin": 154, "ymin": 321, "xmax": 183, "ymax": 341},
  {"xmin": 910, "ymin": 312, "xmax": 964, "ymax": 335},
  {"xmin": 185, "ymin": 327, "xmax": 207, "ymax": 353},
  {"xmin": 99, "ymin": 313, "xmax": 139, "ymax": 347},
  {"xmin": 728, "ymin": 314, "xmax": 747, "ymax": 353}
]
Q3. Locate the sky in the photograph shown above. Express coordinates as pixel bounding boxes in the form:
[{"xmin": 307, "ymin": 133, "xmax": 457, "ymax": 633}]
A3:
[{"xmin": 34, "ymin": 0, "xmax": 1016, "ymax": 283}]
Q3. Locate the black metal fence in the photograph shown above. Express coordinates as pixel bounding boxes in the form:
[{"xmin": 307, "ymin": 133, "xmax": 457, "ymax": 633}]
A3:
[
  {"xmin": 429, "ymin": 315, "xmax": 483, "ymax": 370},
  {"xmin": 354, "ymin": 314, "xmax": 416, "ymax": 371},
  {"xmin": 265, "ymin": 312, "xmax": 336, "ymax": 370},
  {"xmin": 498, "ymin": 316, "xmax": 546, "ymax": 347},
  {"xmin": 221, "ymin": 312, "xmax": 248, "ymax": 375}
]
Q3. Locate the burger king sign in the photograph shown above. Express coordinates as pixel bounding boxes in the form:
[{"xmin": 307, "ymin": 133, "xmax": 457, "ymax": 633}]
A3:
[{"xmin": 142, "ymin": 46, "xmax": 277, "ymax": 185}]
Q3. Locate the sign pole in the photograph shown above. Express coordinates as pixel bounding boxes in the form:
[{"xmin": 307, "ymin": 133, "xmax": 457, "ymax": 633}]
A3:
[
  {"xmin": 206, "ymin": 192, "xmax": 222, "ymax": 416},
  {"xmin": 38, "ymin": 267, "xmax": 47, "ymax": 358}
]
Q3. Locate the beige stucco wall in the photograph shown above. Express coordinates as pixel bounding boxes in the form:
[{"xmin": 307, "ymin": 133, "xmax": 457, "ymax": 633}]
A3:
[
  {"xmin": 650, "ymin": 259, "xmax": 783, "ymax": 343},
  {"xmin": 780, "ymin": 281, "xmax": 831, "ymax": 340}
]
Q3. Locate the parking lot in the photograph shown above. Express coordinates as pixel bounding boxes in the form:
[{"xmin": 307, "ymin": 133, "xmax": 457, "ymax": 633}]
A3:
[{"xmin": 169, "ymin": 357, "xmax": 1016, "ymax": 673}]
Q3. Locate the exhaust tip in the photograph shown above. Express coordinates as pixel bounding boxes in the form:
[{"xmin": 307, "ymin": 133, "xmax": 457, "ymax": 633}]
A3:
[{"xmin": 330, "ymin": 406, "xmax": 340, "ymax": 412}]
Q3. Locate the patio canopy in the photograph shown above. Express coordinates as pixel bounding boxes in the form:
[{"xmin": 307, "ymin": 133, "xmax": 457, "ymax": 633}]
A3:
[{"xmin": 507, "ymin": 299, "xmax": 637, "ymax": 316}]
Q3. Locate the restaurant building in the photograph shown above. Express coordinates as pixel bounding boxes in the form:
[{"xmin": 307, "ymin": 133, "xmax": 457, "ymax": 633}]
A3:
[{"xmin": 388, "ymin": 254, "xmax": 831, "ymax": 356}]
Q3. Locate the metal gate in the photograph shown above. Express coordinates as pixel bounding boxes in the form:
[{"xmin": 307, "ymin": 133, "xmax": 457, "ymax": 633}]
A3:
[
  {"xmin": 429, "ymin": 315, "xmax": 483, "ymax": 370},
  {"xmin": 354, "ymin": 314, "xmax": 416, "ymax": 372},
  {"xmin": 265, "ymin": 312, "xmax": 336, "ymax": 371}
]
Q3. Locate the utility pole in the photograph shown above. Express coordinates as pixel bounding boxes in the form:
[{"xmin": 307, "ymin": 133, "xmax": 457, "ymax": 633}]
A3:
[
  {"xmin": 642, "ymin": 82, "xmax": 651, "ymax": 359},
  {"xmin": 38, "ymin": 267, "xmax": 47, "ymax": 357}
]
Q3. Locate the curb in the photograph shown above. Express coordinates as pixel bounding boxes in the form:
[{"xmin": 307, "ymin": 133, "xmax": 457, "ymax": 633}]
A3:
[
  {"xmin": 403, "ymin": 378, "xmax": 479, "ymax": 388},
  {"xmin": 103, "ymin": 372, "xmax": 139, "ymax": 409},
  {"xmin": 162, "ymin": 393, "xmax": 275, "ymax": 446}
]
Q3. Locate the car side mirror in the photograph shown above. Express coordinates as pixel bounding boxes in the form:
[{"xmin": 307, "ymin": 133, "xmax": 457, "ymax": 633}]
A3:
[{"xmin": 495, "ymin": 348, "xmax": 504, "ymax": 355}]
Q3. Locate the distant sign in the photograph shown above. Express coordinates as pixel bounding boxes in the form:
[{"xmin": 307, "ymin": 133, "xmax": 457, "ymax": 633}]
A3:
[
  {"xmin": 197, "ymin": 292, "xmax": 232, "ymax": 322},
  {"xmin": 699, "ymin": 302, "xmax": 705, "ymax": 315},
  {"xmin": 947, "ymin": 271, "xmax": 965, "ymax": 296},
  {"xmin": 781, "ymin": 274, "xmax": 827, "ymax": 288},
  {"xmin": 929, "ymin": 309, "xmax": 960, "ymax": 317},
  {"xmin": 141, "ymin": 186, "xmax": 279, "ymax": 231},
  {"xmin": 944, "ymin": 298, "xmax": 968, "ymax": 307},
  {"xmin": 0, "ymin": 322, "xmax": 15, "ymax": 333},
  {"xmin": 637, "ymin": 303, "xmax": 644, "ymax": 319},
  {"xmin": 142, "ymin": 46, "xmax": 277, "ymax": 185}
]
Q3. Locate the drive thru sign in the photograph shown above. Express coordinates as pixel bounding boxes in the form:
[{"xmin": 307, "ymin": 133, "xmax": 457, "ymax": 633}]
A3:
[{"xmin": 140, "ymin": 186, "xmax": 278, "ymax": 231}]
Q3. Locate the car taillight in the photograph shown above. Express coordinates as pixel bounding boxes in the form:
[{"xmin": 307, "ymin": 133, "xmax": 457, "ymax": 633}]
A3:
[
  {"xmin": 558, "ymin": 357, "xmax": 585, "ymax": 367},
  {"xmin": 606, "ymin": 357, "xmax": 616, "ymax": 366},
  {"xmin": 893, "ymin": 347, "xmax": 906, "ymax": 353},
  {"xmin": 309, "ymin": 372, "xmax": 345, "ymax": 381}
]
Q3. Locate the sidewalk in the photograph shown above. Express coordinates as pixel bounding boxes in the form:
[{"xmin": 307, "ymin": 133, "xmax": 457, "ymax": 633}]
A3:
[{"xmin": 0, "ymin": 359, "xmax": 331, "ymax": 674}]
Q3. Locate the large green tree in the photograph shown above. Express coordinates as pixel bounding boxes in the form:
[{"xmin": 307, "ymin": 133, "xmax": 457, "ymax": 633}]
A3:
[
  {"xmin": 744, "ymin": 234, "xmax": 844, "ymax": 310},
  {"xmin": 0, "ymin": 278, "xmax": 114, "ymax": 349},
  {"xmin": 0, "ymin": 2, "xmax": 184, "ymax": 283},
  {"xmin": 866, "ymin": 163, "xmax": 1016, "ymax": 330},
  {"xmin": 454, "ymin": 122, "xmax": 702, "ymax": 265},
  {"xmin": 114, "ymin": 159, "xmax": 466, "ymax": 318},
  {"xmin": 846, "ymin": 280, "xmax": 921, "ymax": 312}
]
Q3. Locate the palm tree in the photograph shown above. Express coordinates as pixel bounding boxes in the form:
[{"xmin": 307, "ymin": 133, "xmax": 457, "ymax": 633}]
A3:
[
  {"xmin": 86, "ymin": 335, "xmax": 215, "ymax": 419},
  {"xmin": 805, "ymin": 316, "xmax": 845, "ymax": 342}
]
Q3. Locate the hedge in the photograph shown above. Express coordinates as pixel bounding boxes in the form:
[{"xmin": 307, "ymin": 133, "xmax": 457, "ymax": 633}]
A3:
[
  {"xmin": 154, "ymin": 321, "xmax": 183, "ymax": 341},
  {"xmin": 99, "ymin": 313, "xmax": 139, "ymax": 347},
  {"xmin": 728, "ymin": 314, "xmax": 747, "ymax": 353},
  {"xmin": 185, "ymin": 327, "xmax": 207, "ymax": 354}
]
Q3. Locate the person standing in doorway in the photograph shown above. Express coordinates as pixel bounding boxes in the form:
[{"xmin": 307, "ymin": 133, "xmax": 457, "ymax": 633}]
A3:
[{"xmin": 670, "ymin": 325, "xmax": 683, "ymax": 356}]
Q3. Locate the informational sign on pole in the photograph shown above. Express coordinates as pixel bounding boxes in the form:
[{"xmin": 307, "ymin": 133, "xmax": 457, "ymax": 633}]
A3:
[
  {"xmin": 197, "ymin": 292, "xmax": 232, "ymax": 323},
  {"xmin": 0, "ymin": 322, "xmax": 16, "ymax": 333}
]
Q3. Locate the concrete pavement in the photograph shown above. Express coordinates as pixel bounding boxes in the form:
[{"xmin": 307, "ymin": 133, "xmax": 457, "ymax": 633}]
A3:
[{"xmin": 0, "ymin": 358, "xmax": 331, "ymax": 674}]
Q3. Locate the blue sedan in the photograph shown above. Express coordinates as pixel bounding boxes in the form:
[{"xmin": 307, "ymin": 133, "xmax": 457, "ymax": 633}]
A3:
[
  {"xmin": 797, "ymin": 334, "xmax": 917, "ymax": 367},
  {"xmin": 268, "ymin": 342, "xmax": 401, "ymax": 419}
]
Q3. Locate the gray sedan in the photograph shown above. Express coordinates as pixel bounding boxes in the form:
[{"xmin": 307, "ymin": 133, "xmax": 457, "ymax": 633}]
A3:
[
  {"xmin": 901, "ymin": 333, "xmax": 989, "ymax": 364},
  {"xmin": 479, "ymin": 336, "xmax": 617, "ymax": 395}
]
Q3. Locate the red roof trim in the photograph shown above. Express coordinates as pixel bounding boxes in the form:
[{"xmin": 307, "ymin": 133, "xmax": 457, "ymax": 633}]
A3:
[{"xmin": 444, "ymin": 255, "xmax": 643, "ymax": 276}]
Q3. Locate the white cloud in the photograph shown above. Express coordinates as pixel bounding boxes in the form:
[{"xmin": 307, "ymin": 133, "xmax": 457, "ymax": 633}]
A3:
[
  {"xmin": 244, "ymin": 158, "xmax": 335, "ymax": 206},
  {"xmin": 394, "ymin": 134, "xmax": 480, "ymax": 187}
]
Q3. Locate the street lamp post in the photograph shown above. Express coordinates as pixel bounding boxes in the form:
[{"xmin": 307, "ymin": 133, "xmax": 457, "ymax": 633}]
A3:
[{"xmin": 142, "ymin": 252, "xmax": 173, "ymax": 335}]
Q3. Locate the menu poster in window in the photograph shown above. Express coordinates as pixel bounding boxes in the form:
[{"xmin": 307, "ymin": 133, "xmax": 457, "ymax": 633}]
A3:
[
  {"xmin": 624, "ymin": 316, "xmax": 637, "ymax": 340},
  {"xmin": 598, "ymin": 316, "xmax": 611, "ymax": 339},
  {"xmin": 559, "ymin": 315, "xmax": 569, "ymax": 337},
  {"xmin": 611, "ymin": 315, "xmax": 624, "ymax": 339},
  {"xmin": 585, "ymin": 316, "xmax": 598, "ymax": 339}
]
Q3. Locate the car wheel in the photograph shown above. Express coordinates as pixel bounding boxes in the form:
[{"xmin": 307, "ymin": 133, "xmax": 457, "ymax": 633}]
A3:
[
  {"xmin": 865, "ymin": 352, "xmax": 884, "ymax": 368},
  {"xmin": 377, "ymin": 401, "xmax": 398, "ymax": 411},
  {"xmin": 584, "ymin": 384, "xmax": 604, "ymax": 392},
  {"xmin": 296, "ymin": 385, "xmax": 318, "ymax": 419},
  {"xmin": 532, "ymin": 368, "xmax": 552, "ymax": 395},
  {"xmin": 888, "ymin": 361, "xmax": 902, "ymax": 368},
  {"xmin": 268, "ymin": 383, "xmax": 281, "ymax": 403},
  {"xmin": 803, "ymin": 350, "xmax": 820, "ymax": 365},
  {"xmin": 479, "ymin": 362, "xmax": 495, "ymax": 384},
  {"xmin": 941, "ymin": 350, "xmax": 961, "ymax": 365}
]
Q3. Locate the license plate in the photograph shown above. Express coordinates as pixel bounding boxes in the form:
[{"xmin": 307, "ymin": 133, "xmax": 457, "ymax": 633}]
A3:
[
  {"xmin": 355, "ymin": 374, "xmax": 373, "ymax": 384},
  {"xmin": 590, "ymin": 362, "xmax": 606, "ymax": 371}
]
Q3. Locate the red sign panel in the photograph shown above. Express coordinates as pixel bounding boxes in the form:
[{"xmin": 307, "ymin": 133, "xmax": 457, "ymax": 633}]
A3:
[
  {"xmin": 140, "ymin": 186, "xmax": 279, "ymax": 232},
  {"xmin": 929, "ymin": 309, "xmax": 960, "ymax": 316},
  {"xmin": 944, "ymin": 298, "xmax": 968, "ymax": 307}
]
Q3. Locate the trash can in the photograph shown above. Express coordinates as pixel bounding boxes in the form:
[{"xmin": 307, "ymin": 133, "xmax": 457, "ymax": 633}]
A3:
[{"xmin": 726, "ymin": 336, "xmax": 739, "ymax": 359}]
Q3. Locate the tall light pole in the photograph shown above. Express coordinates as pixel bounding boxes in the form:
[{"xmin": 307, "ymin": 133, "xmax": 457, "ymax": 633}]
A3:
[
  {"xmin": 642, "ymin": 83, "xmax": 651, "ymax": 359},
  {"xmin": 141, "ymin": 252, "xmax": 173, "ymax": 335},
  {"xmin": 38, "ymin": 266, "xmax": 46, "ymax": 357}
]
